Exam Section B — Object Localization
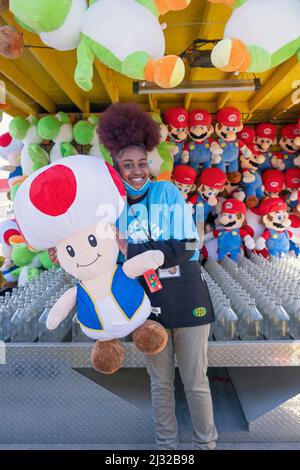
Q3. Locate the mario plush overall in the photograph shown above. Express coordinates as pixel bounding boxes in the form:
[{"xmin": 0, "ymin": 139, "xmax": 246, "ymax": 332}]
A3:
[
  {"xmin": 189, "ymin": 168, "xmax": 226, "ymax": 223},
  {"xmin": 186, "ymin": 109, "xmax": 219, "ymax": 172},
  {"xmin": 255, "ymin": 198, "xmax": 299, "ymax": 257},
  {"xmin": 240, "ymin": 144, "xmax": 265, "ymax": 208},
  {"xmin": 163, "ymin": 108, "xmax": 189, "ymax": 166},
  {"xmin": 272, "ymin": 124, "xmax": 300, "ymax": 170},
  {"xmin": 214, "ymin": 107, "xmax": 244, "ymax": 181},
  {"xmin": 172, "ymin": 165, "xmax": 197, "ymax": 200},
  {"xmin": 212, "ymin": 199, "xmax": 255, "ymax": 262},
  {"xmin": 262, "ymin": 169, "xmax": 285, "ymax": 199},
  {"xmin": 255, "ymin": 123, "xmax": 277, "ymax": 172}
]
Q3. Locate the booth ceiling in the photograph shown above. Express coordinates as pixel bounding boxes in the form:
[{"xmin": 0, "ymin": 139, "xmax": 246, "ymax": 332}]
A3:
[{"xmin": 0, "ymin": 1, "xmax": 300, "ymax": 123}]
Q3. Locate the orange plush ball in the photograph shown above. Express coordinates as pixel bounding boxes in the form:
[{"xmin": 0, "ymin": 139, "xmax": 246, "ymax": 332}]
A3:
[{"xmin": 0, "ymin": 25, "xmax": 24, "ymax": 59}]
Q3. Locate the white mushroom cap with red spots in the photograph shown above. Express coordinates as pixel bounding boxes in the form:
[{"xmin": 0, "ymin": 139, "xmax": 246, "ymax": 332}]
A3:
[{"xmin": 14, "ymin": 156, "xmax": 126, "ymax": 250}]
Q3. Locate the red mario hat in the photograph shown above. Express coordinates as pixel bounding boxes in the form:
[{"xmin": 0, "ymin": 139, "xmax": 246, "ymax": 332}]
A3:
[
  {"xmin": 237, "ymin": 127, "xmax": 256, "ymax": 146},
  {"xmin": 285, "ymin": 168, "xmax": 300, "ymax": 189},
  {"xmin": 200, "ymin": 168, "xmax": 226, "ymax": 190},
  {"xmin": 289, "ymin": 214, "xmax": 300, "ymax": 229},
  {"xmin": 262, "ymin": 170, "xmax": 285, "ymax": 193},
  {"xmin": 221, "ymin": 198, "xmax": 246, "ymax": 215},
  {"xmin": 164, "ymin": 108, "xmax": 189, "ymax": 128},
  {"xmin": 256, "ymin": 123, "xmax": 277, "ymax": 140},
  {"xmin": 259, "ymin": 197, "xmax": 287, "ymax": 216},
  {"xmin": 281, "ymin": 124, "xmax": 300, "ymax": 140},
  {"xmin": 173, "ymin": 165, "xmax": 197, "ymax": 185},
  {"xmin": 189, "ymin": 109, "xmax": 212, "ymax": 128},
  {"xmin": 0, "ymin": 132, "xmax": 13, "ymax": 148},
  {"xmin": 216, "ymin": 107, "xmax": 241, "ymax": 127}
]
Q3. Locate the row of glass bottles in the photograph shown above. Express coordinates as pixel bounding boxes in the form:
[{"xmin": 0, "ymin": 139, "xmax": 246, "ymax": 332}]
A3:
[{"xmin": 204, "ymin": 259, "xmax": 264, "ymax": 340}]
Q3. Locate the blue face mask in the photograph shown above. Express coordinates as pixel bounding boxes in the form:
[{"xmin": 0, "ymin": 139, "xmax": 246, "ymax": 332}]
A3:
[{"xmin": 123, "ymin": 179, "xmax": 150, "ymax": 198}]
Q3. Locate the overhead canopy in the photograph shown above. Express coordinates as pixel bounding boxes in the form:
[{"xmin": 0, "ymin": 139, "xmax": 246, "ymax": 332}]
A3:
[{"xmin": 0, "ymin": 2, "xmax": 299, "ymax": 123}]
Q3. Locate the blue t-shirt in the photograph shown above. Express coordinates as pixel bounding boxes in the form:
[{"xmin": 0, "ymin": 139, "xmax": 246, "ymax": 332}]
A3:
[{"xmin": 117, "ymin": 181, "xmax": 199, "ymax": 261}]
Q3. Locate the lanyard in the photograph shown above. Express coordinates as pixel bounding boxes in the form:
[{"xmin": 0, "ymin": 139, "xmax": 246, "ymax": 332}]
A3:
[{"xmin": 129, "ymin": 193, "xmax": 152, "ymax": 241}]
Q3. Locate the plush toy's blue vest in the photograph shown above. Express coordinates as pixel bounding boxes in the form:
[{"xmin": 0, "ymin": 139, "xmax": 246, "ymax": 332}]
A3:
[
  {"xmin": 266, "ymin": 230, "xmax": 290, "ymax": 256},
  {"xmin": 77, "ymin": 265, "xmax": 145, "ymax": 331}
]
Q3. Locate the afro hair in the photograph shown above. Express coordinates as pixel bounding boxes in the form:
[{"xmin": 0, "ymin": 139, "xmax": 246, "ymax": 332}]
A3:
[{"xmin": 97, "ymin": 102, "xmax": 160, "ymax": 159}]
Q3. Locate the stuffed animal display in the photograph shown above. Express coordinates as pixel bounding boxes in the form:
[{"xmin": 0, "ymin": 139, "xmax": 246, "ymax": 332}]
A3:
[
  {"xmin": 37, "ymin": 112, "xmax": 77, "ymax": 162},
  {"xmin": 147, "ymin": 114, "xmax": 175, "ymax": 181},
  {"xmin": 73, "ymin": 115, "xmax": 113, "ymax": 164},
  {"xmin": 208, "ymin": 0, "xmax": 300, "ymax": 73},
  {"xmin": 10, "ymin": 0, "xmax": 191, "ymax": 90},
  {"xmin": 14, "ymin": 155, "xmax": 168, "ymax": 374}
]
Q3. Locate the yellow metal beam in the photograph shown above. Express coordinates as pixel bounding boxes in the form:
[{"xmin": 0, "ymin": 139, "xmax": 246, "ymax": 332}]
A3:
[
  {"xmin": 148, "ymin": 94, "xmax": 159, "ymax": 113},
  {"xmin": 0, "ymin": 56, "xmax": 55, "ymax": 113},
  {"xmin": 249, "ymin": 56, "xmax": 300, "ymax": 113},
  {"xmin": 1, "ymin": 11, "xmax": 88, "ymax": 113},
  {"xmin": 184, "ymin": 3, "xmax": 216, "ymax": 110},
  {"xmin": 270, "ymin": 83, "xmax": 300, "ymax": 120},
  {"xmin": 94, "ymin": 62, "xmax": 119, "ymax": 103},
  {"xmin": 0, "ymin": 74, "xmax": 40, "ymax": 115}
]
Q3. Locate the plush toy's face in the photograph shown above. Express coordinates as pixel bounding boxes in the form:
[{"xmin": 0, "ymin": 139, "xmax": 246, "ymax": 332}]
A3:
[
  {"xmin": 56, "ymin": 224, "xmax": 119, "ymax": 282},
  {"xmin": 167, "ymin": 124, "xmax": 188, "ymax": 143},
  {"xmin": 263, "ymin": 210, "xmax": 291, "ymax": 232},
  {"xmin": 189, "ymin": 124, "xmax": 214, "ymax": 143},
  {"xmin": 255, "ymin": 137, "xmax": 274, "ymax": 152},
  {"xmin": 198, "ymin": 183, "xmax": 220, "ymax": 200},
  {"xmin": 215, "ymin": 123, "xmax": 243, "ymax": 142},
  {"xmin": 240, "ymin": 152, "xmax": 265, "ymax": 172},
  {"xmin": 116, "ymin": 146, "xmax": 149, "ymax": 190},
  {"xmin": 280, "ymin": 136, "xmax": 299, "ymax": 153},
  {"xmin": 219, "ymin": 212, "xmax": 244, "ymax": 230},
  {"xmin": 173, "ymin": 180, "xmax": 196, "ymax": 199}
]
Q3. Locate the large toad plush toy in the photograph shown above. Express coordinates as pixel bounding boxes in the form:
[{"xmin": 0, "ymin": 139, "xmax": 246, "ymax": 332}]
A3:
[{"xmin": 14, "ymin": 155, "xmax": 168, "ymax": 374}]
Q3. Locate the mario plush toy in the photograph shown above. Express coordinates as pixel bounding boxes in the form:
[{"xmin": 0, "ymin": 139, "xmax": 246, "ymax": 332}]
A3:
[
  {"xmin": 237, "ymin": 126, "xmax": 256, "ymax": 148},
  {"xmin": 185, "ymin": 109, "xmax": 221, "ymax": 171},
  {"xmin": 289, "ymin": 215, "xmax": 300, "ymax": 256},
  {"xmin": 272, "ymin": 124, "xmax": 300, "ymax": 170},
  {"xmin": 240, "ymin": 144, "xmax": 265, "ymax": 208},
  {"xmin": 188, "ymin": 168, "xmax": 226, "ymax": 223},
  {"xmin": 262, "ymin": 169, "xmax": 285, "ymax": 199},
  {"xmin": 211, "ymin": 199, "xmax": 255, "ymax": 262},
  {"xmin": 255, "ymin": 123, "xmax": 277, "ymax": 171},
  {"xmin": 214, "ymin": 106, "xmax": 249, "ymax": 181},
  {"xmin": 172, "ymin": 165, "xmax": 197, "ymax": 200},
  {"xmin": 285, "ymin": 168, "xmax": 300, "ymax": 212},
  {"xmin": 255, "ymin": 198, "xmax": 299, "ymax": 257},
  {"xmin": 163, "ymin": 107, "xmax": 189, "ymax": 166}
]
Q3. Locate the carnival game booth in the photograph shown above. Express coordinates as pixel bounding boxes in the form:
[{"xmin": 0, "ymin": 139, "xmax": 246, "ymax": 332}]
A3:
[{"xmin": 0, "ymin": 0, "xmax": 300, "ymax": 448}]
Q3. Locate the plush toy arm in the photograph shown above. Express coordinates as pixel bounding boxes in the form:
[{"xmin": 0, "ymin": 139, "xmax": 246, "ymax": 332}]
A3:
[
  {"xmin": 210, "ymin": 141, "xmax": 223, "ymax": 164},
  {"xmin": 255, "ymin": 236, "xmax": 267, "ymax": 251},
  {"xmin": 181, "ymin": 149, "xmax": 190, "ymax": 164},
  {"xmin": 242, "ymin": 169, "xmax": 255, "ymax": 183},
  {"xmin": 240, "ymin": 144, "xmax": 252, "ymax": 159},
  {"xmin": 46, "ymin": 287, "xmax": 77, "ymax": 331},
  {"xmin": 123, "ymin": 250, "xmax": 164, "ymax": 279},
  {"xmin": 29, "ymin": 144, "xmax": 49, "ymax": 171},
  {"xmin": 204, "ymin": 231, "xmax": 215, "ymax": 242},
  {"xmin": 60, "ymin": 143, "xmax": 77, "ymax": 158},
  {"xmin": 243, "ymin": 234, "xmax": 255, "ymax": 250},
  {"xmin": 271, "ymin": 155, "xmax": 285, "ymax": 171},
  {"xmin": 290, "ymin": 190, "xmax": 298, "ymax": 202},
  {"xmin": 233, "ymin": 189, "xmax": 245, "ymax": 201}
]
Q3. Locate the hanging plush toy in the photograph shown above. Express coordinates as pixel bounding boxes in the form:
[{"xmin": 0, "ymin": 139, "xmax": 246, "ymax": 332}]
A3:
[
  {"xmin": 208, "ymin": 0, "xmax": 300, "ymax": 73},
  {"xmin": 214, "ymin": 107, "xmax": 250, "ymax": 181},
  {"xmin": 9, "ymin": 116, "xmax": 49, "ymax": 176},
  {"xmin": 210, "ymin": 199, "xmax": 255, "ymax": 262},
  {"xmin": 272, "ymin": 124, "xmax": 300, "ymax": 171},
  {"xmin": 240, "ymin": 144, "xmax": 265, "ymax": 208},
  {"xmin": 262, "ymin": 169, "xmax": 285, "ymax": 199},
  {"xmin": 164, "ymin": 108, "xmax": 189, "ymax": 166},
  {"xmin": 73, "ymin": 115, "xmax": 113, "ymax": 164},
  {"xmin": 172, "ymin": 165, "xmax": 197, "ymax": 200},
  {"xmin": 255, "ymin": 198, "xmax": 300, "ymax": 257},
  {"xmin": 10, "ymin": 0, "xmax": 190, "ymax": 90},
  {"xmin": 184, "ymin": 109, "xmax": 221, "ymax": 172},
  {"xmin": 37, "ymin": 112, "xmax": 77, "ymax": 162},
  {"xmin": 14, "ymin": 155, "xmax": 168, "ymax": 374},
  {"xmin": 147, "ymin": 114, "xmax": 175, "ymax": 181},
  {"xmin": 254, "ymin": 123, "xmax": 277, "ymax": 172}
]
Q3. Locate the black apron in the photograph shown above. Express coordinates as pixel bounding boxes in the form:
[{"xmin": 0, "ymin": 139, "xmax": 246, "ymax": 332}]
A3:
[{"xmin": 139, "ymin": 261, "xmax": 215, "ymax": 329}]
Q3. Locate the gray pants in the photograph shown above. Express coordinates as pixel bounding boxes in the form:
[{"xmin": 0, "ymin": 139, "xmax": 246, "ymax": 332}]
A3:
[{"xmin": 146, "ymin": 324, "xmax": 218, "ymax": 450}]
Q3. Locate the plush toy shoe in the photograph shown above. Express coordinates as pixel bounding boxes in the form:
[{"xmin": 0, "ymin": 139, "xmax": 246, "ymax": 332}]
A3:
[
  {"xmin": 91, "ymin": 339, "xmax": 125, "ymax": 375},
  {"xmin": 132, "ymin": 320, "xmax": 168, "ymax": 356},
  {"xmin": 145, "ymin": 55, "xmax": 185, "ymax": 89}
]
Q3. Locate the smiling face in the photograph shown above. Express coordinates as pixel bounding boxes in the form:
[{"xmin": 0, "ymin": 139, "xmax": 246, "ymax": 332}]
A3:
[
  {"xmin": 280, "ymin": 136, "xmax": 299, "ymax": 153},
  {"xmin": 174, "ymin": 181, "xmax": 196, "ymax": 199},
  {"xmin": 219, "ymin": 212, "xmax": 244, "ymax": 230},
  {"xmin": 189, "ymin": 124, "xmax": 214, "ymax": 143},
  {"xmin": 116, "ymin": 146, "xmax": 149, "ymax": 191},
  {"xmin": 263, "ymin": 210, "xmax": 291, "ymax": 232},
  {"xmin": 56, "ymin": 224, "xmax": 119, "ymax": 281},
  {"xmin": 215, "ymin": 123, "xmax": 243, "ymax": 142},
  {"xmin": 255, "ymin": 137, "xmax": 274, "ymax": 152},
  {"xmin": 167, "ymin": 124, "xmax": 188, "ymax": 143},
  {"xmin": 198, "ymin": 183, "xmax": 220, "ymax": 200},
  {"xmin": 240, "ymin": 152, "xmax": 265, "ymax": 172}
]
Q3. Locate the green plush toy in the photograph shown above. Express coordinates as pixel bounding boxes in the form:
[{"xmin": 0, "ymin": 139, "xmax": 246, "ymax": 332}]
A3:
[
  {"xmin": 10, "ymin": 0, "xmax": 191, "ymax": 91},
  {"xmin": 73, "ymin": 115, "xmax": 113, "ymax": 164},
  {"xmin": 38, "ymin": 112, "xmax": 77, "ymax": 162},
  {"xmin": 148, "ymin": 114, "xmax": 175, "ymax": 181},
  {"xmin": 9, "ymin": 116, "xmax": 49, "ymax": 176}
]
